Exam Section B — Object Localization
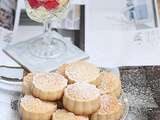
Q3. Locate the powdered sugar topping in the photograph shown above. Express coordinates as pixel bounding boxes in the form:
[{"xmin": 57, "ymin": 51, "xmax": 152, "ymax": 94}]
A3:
[{"xmin": 66, "ymin": 82, "xmax": 100, "ymax": 100}]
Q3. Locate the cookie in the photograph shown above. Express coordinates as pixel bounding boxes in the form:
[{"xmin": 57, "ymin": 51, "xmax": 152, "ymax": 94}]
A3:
[
  {"xmin": 65, "ymin": 61, "xmax": 100, "ymax": 86},
  {"xmin": 20, "ymin": 95, "xmax": 57, "ymax": 120},
  {"xmin": 31, "ymin": 73, "xmax": 68, "ymax": 101},
  {"xmin": 63, "ymin": 82, "xmax": 100, "ymax": 115}
]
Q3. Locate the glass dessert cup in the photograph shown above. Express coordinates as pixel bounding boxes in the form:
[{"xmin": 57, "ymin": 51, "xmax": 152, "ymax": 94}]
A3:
[{"xmin": 25, "ymin": 0, "xmax": 70, "ymax": 59}]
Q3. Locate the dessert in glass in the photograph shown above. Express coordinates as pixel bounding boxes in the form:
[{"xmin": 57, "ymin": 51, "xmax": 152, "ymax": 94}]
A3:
[{"xmin": 25, "ymin": 0, "xmax": 69, "ymax": 58}]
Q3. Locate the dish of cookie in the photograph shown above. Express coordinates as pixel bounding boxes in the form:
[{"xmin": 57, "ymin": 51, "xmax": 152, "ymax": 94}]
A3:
[{"xmin": 19, "ymin": 60, "xmax": 129, "ymax": 120}]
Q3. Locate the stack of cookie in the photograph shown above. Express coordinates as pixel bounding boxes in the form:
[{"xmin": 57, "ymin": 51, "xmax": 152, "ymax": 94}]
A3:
[{"xmin": 20, "ymin": 61, "xmax": 124, "ymax": 120}]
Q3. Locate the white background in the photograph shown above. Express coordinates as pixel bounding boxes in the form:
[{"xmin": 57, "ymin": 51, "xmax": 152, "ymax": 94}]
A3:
[{"xmin": 85, "ymin": 0, "xmax": 160, "ymax": 67}]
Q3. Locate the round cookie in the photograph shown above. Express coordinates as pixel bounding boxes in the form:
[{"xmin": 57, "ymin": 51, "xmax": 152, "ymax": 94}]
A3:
[
  {"xmin": 52, "ymin": 109, "xmax": 89, "ymax": 120},
  {"xmin": 91, "ymin": 95, "xmax": 123, "ymax": 120},
  {"xmin": 97, "ymin": 71, "xmax": 122, "ymax": 98},
  {"xmin": 31, "ymin": 73, "xmax": 68, "ymax": 101},
  {"xmin": 20, "ymin": 95, "xmax": 57, "ymax": 120},
  {"xmin": 22, "ymin": 73, "xmax": 33, "ymax": 95},
  {"xmin": 65, "ymin": 61, "xmax": 100, "ymax": 85},
  {"xmin": 63, "ymin": 82, "xmax": 100, "ymax": 115},
  {"xmin": 56, "ymin": 64, "xmax": 69, "ymax": 77}
]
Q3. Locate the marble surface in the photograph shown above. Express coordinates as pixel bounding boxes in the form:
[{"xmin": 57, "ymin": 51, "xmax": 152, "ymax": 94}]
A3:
[{"xmin": 120, "ymin": 66, "xmax": 160, "ymax": 120}]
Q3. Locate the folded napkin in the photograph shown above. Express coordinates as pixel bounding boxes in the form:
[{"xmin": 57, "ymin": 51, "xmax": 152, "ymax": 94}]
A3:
[
  {"xmin": 0, "ymin": 67, "xmax": 24, "ymax": 80},
  {"xmin": 0, "ymin": 39, "xmax": 24, "ymax": 80}
]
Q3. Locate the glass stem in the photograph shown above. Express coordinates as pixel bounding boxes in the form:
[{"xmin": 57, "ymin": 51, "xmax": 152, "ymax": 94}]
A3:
[
  {"xmin": 44, "ymin": 21, "xmax": 52, "ymax": 33},
  {"xmin": 43, "ymin": 21, "xmax": 55, "ymax": 45}
]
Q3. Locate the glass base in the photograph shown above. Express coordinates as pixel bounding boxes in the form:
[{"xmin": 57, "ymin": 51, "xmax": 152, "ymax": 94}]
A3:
[{"xmin": 28, "ymin": 35, "xmax": 66, "ymax": 59}]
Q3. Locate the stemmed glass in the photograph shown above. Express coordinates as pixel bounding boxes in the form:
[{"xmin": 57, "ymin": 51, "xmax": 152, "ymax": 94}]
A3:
[{"xmin": 25, "ymin": 0, "xmax": 70, "ymax": 58}]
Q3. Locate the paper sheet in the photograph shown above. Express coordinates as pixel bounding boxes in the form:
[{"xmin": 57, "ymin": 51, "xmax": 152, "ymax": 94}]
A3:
[
  {"xmin": 85, "ymin": 0, "xmax": 136, "ymax": 31},
  {"xmin": 86, "ymin": 29, "xmax": 160, "ymax": 67},
  {"xmin": 85, "ymin": 0, "xmax": 160, "ymax": 67}
]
